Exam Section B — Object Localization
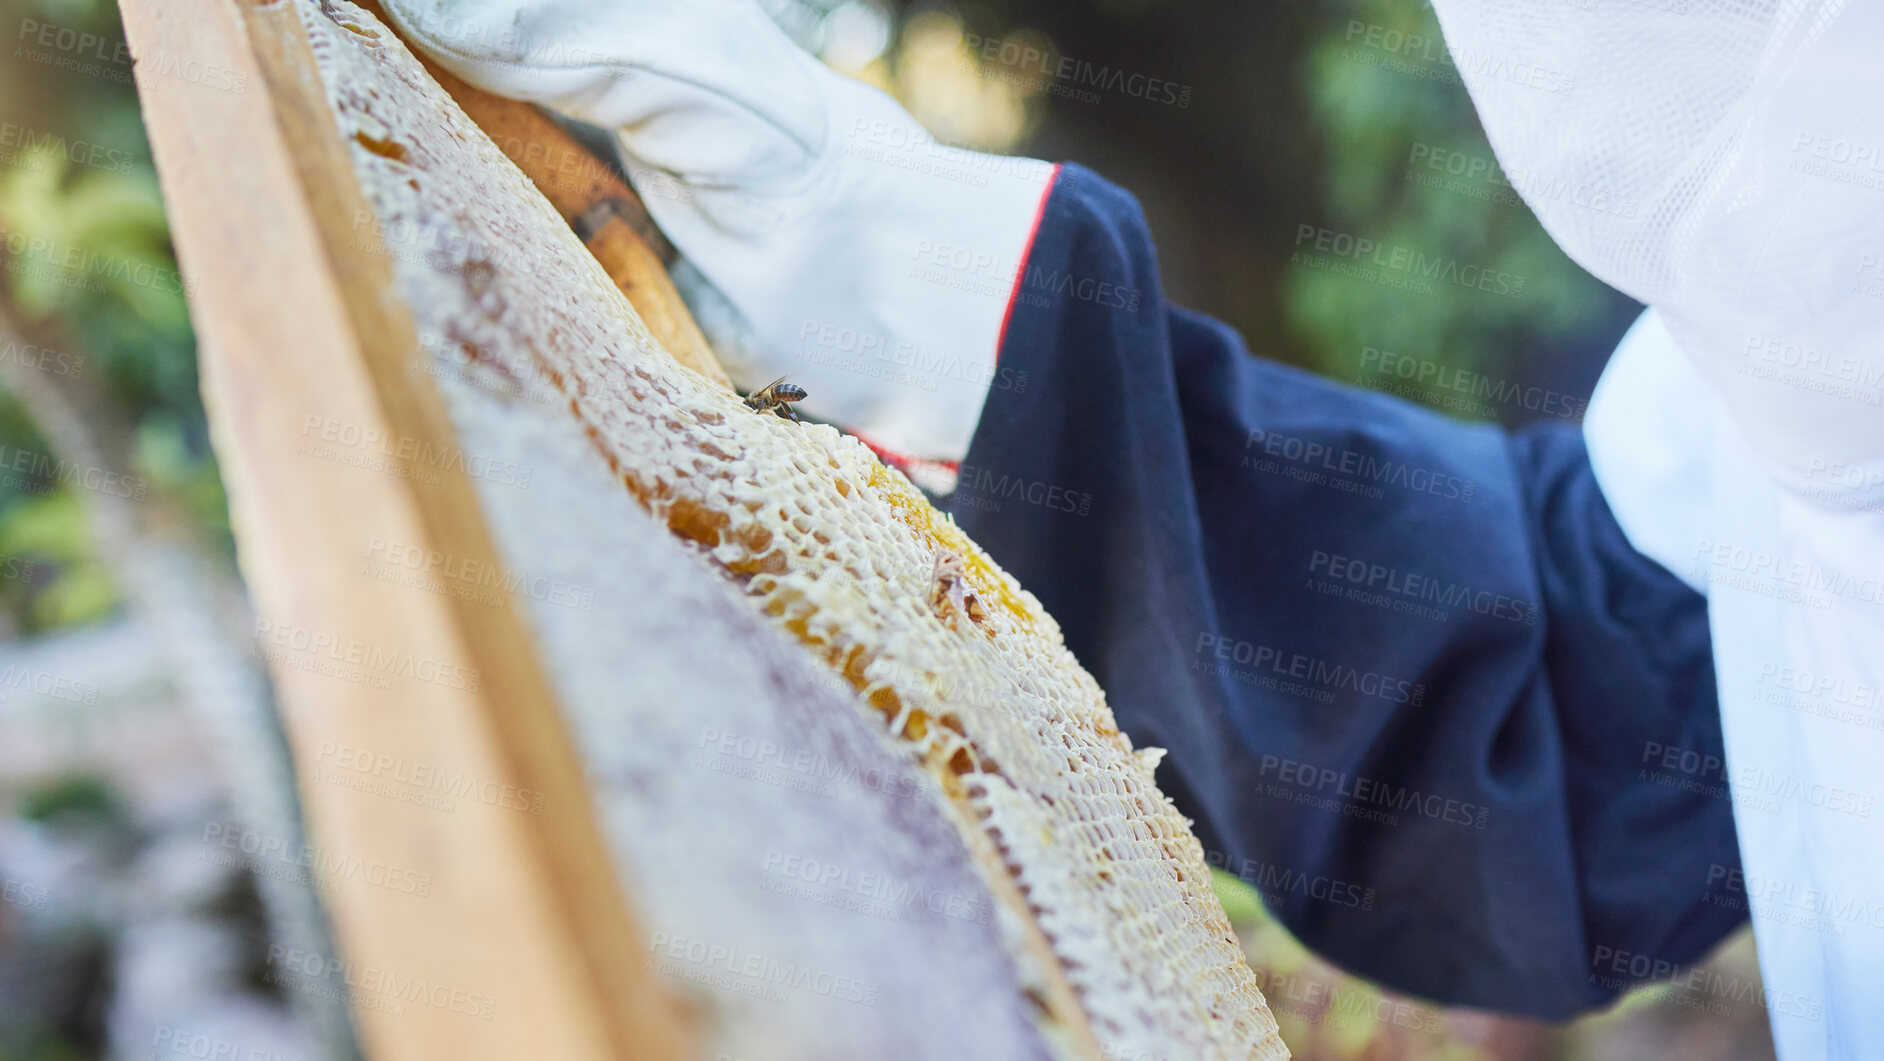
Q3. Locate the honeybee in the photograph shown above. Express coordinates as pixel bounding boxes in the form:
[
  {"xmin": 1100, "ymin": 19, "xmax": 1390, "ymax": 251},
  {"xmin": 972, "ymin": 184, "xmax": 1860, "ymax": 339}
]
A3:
[
  {"xmin": 744, "ymin": 376, "xmax": 809, "ymax": 421},
  {"xmin": 930, "ymin": 549, "xmax": 988, "ymax": 628}
]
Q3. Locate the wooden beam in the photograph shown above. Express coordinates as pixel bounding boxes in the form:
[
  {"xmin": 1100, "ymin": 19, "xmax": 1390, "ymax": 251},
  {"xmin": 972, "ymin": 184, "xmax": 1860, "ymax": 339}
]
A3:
[{"xmin": 119, "ymin": 1, "xmax": 694, "ymax": 1057}]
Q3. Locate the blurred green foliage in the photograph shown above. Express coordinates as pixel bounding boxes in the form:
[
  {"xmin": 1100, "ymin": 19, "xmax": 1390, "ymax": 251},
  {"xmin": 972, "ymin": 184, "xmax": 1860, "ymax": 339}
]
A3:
[
  {"xmin": 0, "ymin": 490, "xmax": 114, "ymax": 627},
  {"xmin": 1287, "ymin": 0, "xmax": 1617, "ymax": 382},
  {"xmin": 0, "ymin": 0, "xmax": 224, "ymax": 635},
  {"xmin": 15, "ymin": 771, "xmax": 124, "ymax": 826}
]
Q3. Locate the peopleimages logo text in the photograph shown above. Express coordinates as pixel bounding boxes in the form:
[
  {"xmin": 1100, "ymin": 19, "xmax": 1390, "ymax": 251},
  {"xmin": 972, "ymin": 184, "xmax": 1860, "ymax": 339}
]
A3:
[{"xmin": 1294, "ymin": 225, "xmax": 1525, "ymax": 298}]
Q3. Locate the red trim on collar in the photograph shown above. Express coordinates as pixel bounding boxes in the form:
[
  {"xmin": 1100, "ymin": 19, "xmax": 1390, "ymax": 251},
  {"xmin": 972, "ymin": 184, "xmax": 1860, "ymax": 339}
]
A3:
[{"xmin": 994, "ymin": 161, "xmax": 1063, "ymax": 359}]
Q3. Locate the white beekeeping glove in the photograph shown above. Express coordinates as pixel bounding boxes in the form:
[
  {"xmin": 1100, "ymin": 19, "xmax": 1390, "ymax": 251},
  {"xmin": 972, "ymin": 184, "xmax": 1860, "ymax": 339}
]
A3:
[{"xmin": 378, "ymin": 0, "xmax": 1055, "ymax": 465}]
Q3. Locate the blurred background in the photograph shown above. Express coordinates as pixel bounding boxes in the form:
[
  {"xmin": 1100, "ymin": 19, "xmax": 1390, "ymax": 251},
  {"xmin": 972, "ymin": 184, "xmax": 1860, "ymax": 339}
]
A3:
[{"xmin": 0, "ymin": 0, "xmax": 1769, "ymax": 1058}]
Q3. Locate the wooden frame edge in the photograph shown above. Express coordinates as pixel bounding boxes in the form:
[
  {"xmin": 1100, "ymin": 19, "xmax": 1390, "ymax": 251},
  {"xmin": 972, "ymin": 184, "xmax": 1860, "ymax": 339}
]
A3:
[{"xmin": 119, "ymin": 1, "xmax": 694, "ymax": 1056}]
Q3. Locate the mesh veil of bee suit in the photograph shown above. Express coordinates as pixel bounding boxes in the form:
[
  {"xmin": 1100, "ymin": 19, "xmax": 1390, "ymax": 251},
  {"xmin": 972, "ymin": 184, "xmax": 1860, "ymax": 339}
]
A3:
[{"xmin": 1, "ymin": 0, "xmax": 1876, "ymax": 1059}]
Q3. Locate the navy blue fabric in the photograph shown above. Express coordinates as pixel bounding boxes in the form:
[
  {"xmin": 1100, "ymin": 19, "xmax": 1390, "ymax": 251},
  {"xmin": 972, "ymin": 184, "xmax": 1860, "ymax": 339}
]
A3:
[{"xmin": 950, "ymin": 163, "xmax": 1745, "ymax": 1019}]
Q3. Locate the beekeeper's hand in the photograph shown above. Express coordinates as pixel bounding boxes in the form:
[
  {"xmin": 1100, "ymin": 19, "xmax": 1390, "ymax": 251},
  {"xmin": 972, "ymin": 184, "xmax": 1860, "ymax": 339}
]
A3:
[{"xmin": 377, "ymin": 0, "xmax": 1054, "ymax": 463}]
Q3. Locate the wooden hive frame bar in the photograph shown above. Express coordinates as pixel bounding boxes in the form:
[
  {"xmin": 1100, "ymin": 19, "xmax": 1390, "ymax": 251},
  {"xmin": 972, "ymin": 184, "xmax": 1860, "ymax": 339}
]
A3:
[{"xmin": 119, "ymin": 0, "xmax": 699, "ymax": 1056}]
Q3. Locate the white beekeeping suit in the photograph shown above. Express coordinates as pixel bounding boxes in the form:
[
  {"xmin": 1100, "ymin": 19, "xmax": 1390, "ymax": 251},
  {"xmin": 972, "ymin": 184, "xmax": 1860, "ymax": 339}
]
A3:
[{"xmin": 1427, "ymin": 2, "xmax": 1884, "ymax": 1056}]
